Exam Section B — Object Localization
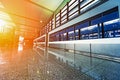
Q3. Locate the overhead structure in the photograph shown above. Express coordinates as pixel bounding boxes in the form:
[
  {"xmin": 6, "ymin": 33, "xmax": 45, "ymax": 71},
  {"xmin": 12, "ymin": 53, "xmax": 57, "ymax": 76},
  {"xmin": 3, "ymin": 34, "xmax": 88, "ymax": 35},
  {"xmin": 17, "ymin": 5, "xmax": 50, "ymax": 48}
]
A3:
[{"xmin": 0, "ymin": 0, "xmax": 65, "ymax": 40}]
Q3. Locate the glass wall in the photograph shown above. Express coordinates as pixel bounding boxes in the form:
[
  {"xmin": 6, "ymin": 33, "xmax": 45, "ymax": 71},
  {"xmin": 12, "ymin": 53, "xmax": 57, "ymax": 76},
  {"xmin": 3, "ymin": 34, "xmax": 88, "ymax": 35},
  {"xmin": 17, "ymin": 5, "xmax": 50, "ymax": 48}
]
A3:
[
  {"xmin": 41, "ymin": 0, "xmax": 105, "ymax": 36},
  {"xmin": 49, "ymin": 7, "xmax": 120, "ymax": 41}
]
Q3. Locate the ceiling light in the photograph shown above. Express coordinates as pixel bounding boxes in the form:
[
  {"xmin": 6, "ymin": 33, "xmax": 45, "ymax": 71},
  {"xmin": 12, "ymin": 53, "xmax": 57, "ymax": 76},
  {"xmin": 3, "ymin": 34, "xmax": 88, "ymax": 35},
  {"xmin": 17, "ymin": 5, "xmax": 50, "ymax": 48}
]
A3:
[{"xmin": 40, "ymin": 20, "xmax": 43, "ymax": 23}]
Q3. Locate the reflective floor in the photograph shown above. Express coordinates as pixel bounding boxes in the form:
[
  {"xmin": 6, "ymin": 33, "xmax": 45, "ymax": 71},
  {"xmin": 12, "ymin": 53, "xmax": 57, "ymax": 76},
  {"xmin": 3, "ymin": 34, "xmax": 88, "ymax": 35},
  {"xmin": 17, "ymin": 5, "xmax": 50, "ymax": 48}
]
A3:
[
  {"xmin": 0, "ymin": 44, "xmax": 120, "ymax": 80},
  {"xmin": 0, "ymin": 45, "xmax": 29, "ymax": 80},
  {"xmin": 35, "ymin": 46, "xmax": 120, "ymax": 80},
  {"xmin": 0, "ymin": 45, "xmax": 92, "ymax": 80}
]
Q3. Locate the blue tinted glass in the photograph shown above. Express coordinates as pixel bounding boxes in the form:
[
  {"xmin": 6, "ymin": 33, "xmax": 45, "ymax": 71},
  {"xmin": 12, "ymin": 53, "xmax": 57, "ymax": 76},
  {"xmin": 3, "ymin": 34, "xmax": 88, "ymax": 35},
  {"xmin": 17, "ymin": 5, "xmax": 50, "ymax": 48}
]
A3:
[
  {"xmin": 101, "ymin": 11, "xmax": 119, "ymax": 22},
  {"xmin": 91, "ymin": 17, "xmax": 102, "ymax": 25},
  {"xmin": 66, "ymin": 27, "xmax": 74, "ymax": 32},
  {"xmin": 75, "ymin": 22, "xmax": 89, "ymax": 30}
]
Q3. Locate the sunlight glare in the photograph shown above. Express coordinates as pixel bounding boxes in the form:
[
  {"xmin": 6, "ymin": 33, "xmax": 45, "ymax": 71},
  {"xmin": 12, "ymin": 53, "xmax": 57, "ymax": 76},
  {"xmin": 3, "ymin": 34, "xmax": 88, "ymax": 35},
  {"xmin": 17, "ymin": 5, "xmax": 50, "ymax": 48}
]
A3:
[
  {"xmin": 18, "ymin": 44, "xmax": 23, "ymax": 52},
  {"xmin": 0, "ymin": 20, "xmax": 6, "ymax": 26},
  {"xmin": 0, "ymin": 20, "xmax": 6, "ymax": 32}
]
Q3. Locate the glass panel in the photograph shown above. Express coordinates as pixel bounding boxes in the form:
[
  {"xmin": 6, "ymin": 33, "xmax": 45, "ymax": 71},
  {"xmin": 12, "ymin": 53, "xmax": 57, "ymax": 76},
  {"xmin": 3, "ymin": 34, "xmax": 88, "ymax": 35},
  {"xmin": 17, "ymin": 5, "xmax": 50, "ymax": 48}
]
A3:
[
  {"xmin": 69, "ymin": 0, "xmax": 78, "ymax": 10},
  {"xmin": 49, "ymin": 34, "xmax": 54, "ymax": 41},
  {"xmin": 56, "ymin": 34, "xmax": 59, "ymax": 41},
  {"xmin": 81, "ymin": 27, "xmax": 89, "ymax": 39},
  {"xmin": 81, "ymin": 0, "xmax": 100, "ymax": 13},
  {"xmin": 51, "ymin": 18, "xmax": 55, "ymax": 29},
  {"xmin": 69, "ymin": 0, "xmax": 76, "ymax": 6},
  {"xmin": 61, "ymin": 5, "xmax": 67, "ymax": 12},
  {"xmin": 69, "ymin": 11, "xmax": 79, "ymax": 20},
  {"xmin": 91, "ymin": 17, "xmax": 102, "ymax": 25},
  {"xmin": 69, "ymin": 7, "xmax": 78, "ymax": 16},
  {"xmin": 61, "ymin": 15, "xmax": 67, "ymax": 24},
  {"xmin": 103, "ymin": 18, "xmax": 120, "ymax": 38},
  {"xmin": 88, "ymin": 25, "xmax": 98, "ymax": 39},
  {"xmin": 75, "ymin": 29, "xmax": 79, "ymax": 40},
  {"xmin": 56, "ymin": 16, "xmax": 60, "ymax": 21},
  {"xmin": 61, "ymin": 19, "xmax": 67, "ymax": 24},
  {"xmin": 68, "ymin": 31, "xmax": 74, "ymax": 40},
  {"xmin": 63, "ymin": 33, "xmax": 67, "ymax": 40},
  {"xmin": 56, "ymin": 21, "xmax": 60, "ymax": 27},
  {"xmin": 56, "ymin": 13, "xmax": 60, "ymax": 17},
  {"xmin": 56, "ymin": 21, "xmax": 60, "ymax": 25},
  {"xmin": 101, "ymin": 11, "xmax": 119, "ymax": 23},
  {"xmin": 81, "ymin": 0, "xmax": 93, "ymax": 8},
  {"xmin": 75, "ymin": 22, "xmax": 89, "ymax": 29},
  {"xmin": 61, "ymin": 10, "xmax": 67, "ymax": 16}
]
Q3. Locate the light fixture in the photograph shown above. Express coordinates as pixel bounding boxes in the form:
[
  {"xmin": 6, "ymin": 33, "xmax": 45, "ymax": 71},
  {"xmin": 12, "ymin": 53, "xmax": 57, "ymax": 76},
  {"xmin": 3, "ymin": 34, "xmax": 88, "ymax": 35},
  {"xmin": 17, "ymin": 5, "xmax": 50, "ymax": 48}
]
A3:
[{"xmin": 40, "ymin": 20, "xmax": 43, "ymax": 23}]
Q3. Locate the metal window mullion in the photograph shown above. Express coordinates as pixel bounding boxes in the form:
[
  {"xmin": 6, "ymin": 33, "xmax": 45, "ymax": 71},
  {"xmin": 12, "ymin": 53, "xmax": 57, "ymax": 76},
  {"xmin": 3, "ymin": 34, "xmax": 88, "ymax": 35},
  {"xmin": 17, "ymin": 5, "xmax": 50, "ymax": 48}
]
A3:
[
  {"xmin": 60, "ymin": 10, "xmax": 61, "ymax": 26},
  {"xmin": 101, "ymin": 23, "xmax": 104, "ymax": 38},
  {"xmin": 79, "ymin": 29, "xmax": 81, "ymax": 40},
  {"xmin": 98, "ymin": 24, "xmax": 100, "ymax": 38},
  {"xmin": 78, "ymin": 0, "xmax": 81, "ymax": 14},
  {"xmin": 67, "ymin": 2, "xmax": 69, "ymax": 21}
]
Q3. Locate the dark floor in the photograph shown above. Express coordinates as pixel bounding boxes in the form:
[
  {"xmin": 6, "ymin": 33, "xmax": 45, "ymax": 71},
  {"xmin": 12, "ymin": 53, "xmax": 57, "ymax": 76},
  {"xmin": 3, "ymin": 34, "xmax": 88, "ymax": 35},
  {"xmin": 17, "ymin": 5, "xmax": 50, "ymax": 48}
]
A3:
[{"xmin": 0, "ymin": 46, "xmax": 93, "ymax": 80}]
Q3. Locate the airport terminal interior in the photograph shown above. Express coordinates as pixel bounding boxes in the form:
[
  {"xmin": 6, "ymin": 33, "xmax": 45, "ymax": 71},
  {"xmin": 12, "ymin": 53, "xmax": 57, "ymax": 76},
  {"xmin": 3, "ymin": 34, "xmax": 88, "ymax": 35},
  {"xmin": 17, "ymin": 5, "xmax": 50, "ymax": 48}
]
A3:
[{"xmin": 0, "ymin": 0, "xmax": 120, "ymax": 80}]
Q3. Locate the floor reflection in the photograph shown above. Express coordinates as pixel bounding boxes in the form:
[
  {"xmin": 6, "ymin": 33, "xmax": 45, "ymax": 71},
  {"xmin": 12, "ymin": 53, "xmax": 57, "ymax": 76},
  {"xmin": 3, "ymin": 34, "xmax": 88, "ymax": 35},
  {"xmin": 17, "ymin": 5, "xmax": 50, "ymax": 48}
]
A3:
[
  {"xmin": 0, "ymin": 55, "xmax": 6, "ymax": 64},
  {"xmin": 33, "ymin": 47, "xmax": 93, "ymax": 80},
  {"xmin": 0, "ymin": 43, "xmax": 28, "ymax": 80},
  {"xmin": 1, "ymin": 44, "xmax": 120, "ymax": 80},
  {"xmin": 42, "ymin": 47, "xmax": 120, "ymax": 80},
  {"xmin": 18, "ymin": 44, "xmax": 23, "ymax": 52}
]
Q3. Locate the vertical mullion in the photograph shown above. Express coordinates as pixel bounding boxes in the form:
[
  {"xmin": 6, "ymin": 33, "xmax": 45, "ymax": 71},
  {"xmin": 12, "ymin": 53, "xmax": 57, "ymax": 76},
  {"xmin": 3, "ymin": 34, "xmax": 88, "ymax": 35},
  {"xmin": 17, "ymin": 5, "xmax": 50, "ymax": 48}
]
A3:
[
  {"xmin": 98, "ymin": 24, "xmax": 100, "ymax": 38},
  {"xmin": 79, "ymin": 29, "xmax": 81, "ymax": 40},
  {"xmin": 78, "ymin": 0, "xmax": 81, "ymax": 14},
  {"xmin": 60, "ymin": 10, "xmax": 61, "ymax": 26},
  {"xmin": 74, "ymin": 26, "xmax": 75, "ymax": 40},
  {"xmin": 55, "ymin": 14, "xmax": 56, "ymax": 28},
  {"xmin": 88, "ymin": 21, "xmax": 91, "ymax": 39},
  {"xmin": 67, "ymin": 2, "xmax": 69, "ymax": 21},
  {"xmin": 101, "ymin": 23, "xmax": 104, "ymax": 38}
]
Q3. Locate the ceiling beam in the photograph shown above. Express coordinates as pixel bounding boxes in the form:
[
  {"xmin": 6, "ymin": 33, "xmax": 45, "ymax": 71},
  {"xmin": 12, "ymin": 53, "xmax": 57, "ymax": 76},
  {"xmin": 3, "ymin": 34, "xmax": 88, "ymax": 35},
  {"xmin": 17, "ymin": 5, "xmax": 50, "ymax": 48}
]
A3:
[
  {"xmin": 25, "ymin": 0, "xmax": 54, "ymax": 13},
  {"xmin": 0, "ymin": 8, "xmax": 41, "ymax": 23},
  {"xmin": 0, "ymin": 8, "xmax": 50, "ymax": 27},
  {"xmin": 1, "ymin": 18, "xmax": 41, "ymax": 29}
]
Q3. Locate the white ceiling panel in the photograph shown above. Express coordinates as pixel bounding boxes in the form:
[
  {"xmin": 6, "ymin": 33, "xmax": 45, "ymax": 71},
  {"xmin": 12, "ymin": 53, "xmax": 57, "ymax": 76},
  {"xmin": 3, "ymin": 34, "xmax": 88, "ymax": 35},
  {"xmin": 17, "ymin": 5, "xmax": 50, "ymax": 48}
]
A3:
[{"xmin": 30, "ymin": 0, "xmax": 64, "ymax": 11}]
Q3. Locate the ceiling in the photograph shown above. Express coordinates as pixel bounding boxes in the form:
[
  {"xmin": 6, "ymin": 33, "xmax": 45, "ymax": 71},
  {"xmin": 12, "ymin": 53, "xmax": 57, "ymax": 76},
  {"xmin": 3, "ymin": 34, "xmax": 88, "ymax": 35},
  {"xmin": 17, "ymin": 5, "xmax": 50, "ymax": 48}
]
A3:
[
  {"xmin": 30, "ymin": 0, "xmax": 64, "ymax": 11},
  {"xmin": 0, "ymin": 0, "xmax": 64, "ymax": 40}
]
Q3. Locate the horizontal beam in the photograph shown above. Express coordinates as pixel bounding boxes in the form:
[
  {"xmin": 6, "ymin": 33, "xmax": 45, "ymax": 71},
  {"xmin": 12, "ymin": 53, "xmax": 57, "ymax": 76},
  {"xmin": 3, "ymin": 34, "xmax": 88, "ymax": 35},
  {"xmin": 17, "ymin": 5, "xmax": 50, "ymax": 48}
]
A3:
[
  {"xmin": 1, "ymin": 18, "xmax": 41, "ymax": 29},
  {"xmin": 0, "ymin": 8, "xmax": 41, "ymax": 23},
  {"xmin": 25, "ymin": 0, "xmax": 54, "ymax": 13}
]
